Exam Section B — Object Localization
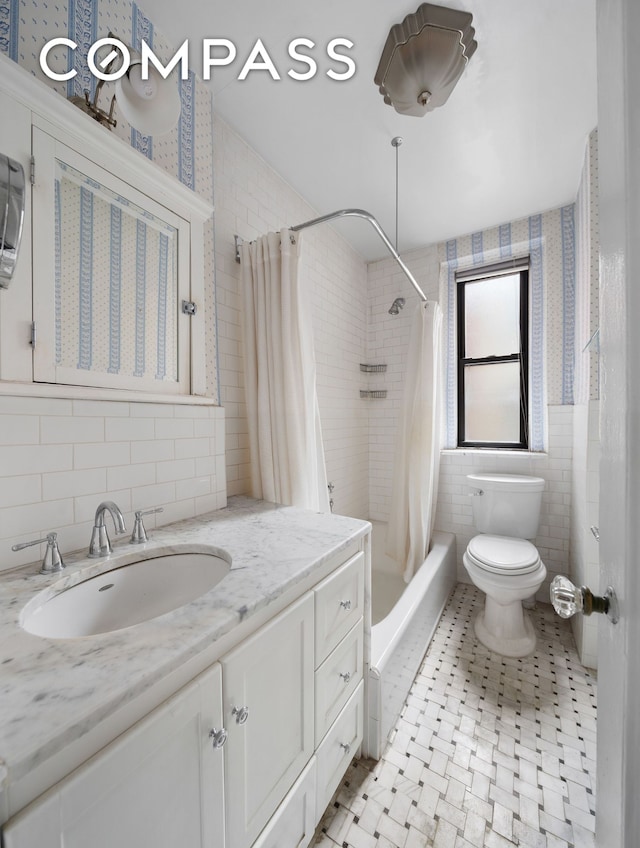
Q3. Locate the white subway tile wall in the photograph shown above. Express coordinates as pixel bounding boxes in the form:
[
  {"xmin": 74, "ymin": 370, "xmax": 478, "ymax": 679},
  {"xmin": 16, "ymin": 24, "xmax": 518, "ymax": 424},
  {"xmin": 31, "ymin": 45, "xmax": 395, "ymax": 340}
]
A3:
[
  {"xmin": 213, "ymin": 117, "xmax": 369, "ymax": 519},
  {"xmin": 0, "ymin": 396, "xmax": 226, "ymax": 573}
]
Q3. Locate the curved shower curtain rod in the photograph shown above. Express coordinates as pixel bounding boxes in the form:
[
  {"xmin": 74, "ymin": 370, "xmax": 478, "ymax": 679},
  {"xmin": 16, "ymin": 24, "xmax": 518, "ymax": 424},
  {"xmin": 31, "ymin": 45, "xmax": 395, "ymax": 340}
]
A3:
[{"xmin": 234, "ymin": 208, "xmax": 428, "ymax": 303}]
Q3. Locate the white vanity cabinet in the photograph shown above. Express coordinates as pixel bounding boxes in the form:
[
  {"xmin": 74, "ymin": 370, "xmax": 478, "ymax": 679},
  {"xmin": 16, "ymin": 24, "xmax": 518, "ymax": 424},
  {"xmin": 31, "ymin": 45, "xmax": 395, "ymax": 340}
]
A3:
[
  {"xmin": 2, "ymin": 662, "xmax": 226, "ymax": 848},
  {"xmin": 2, "ymin": 537, "xmax": 369, "ymax": 848}
]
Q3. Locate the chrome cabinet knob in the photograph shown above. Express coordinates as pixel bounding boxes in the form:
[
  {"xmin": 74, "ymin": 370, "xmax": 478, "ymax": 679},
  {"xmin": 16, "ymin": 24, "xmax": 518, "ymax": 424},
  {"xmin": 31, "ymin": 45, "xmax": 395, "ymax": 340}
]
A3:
[
  {"xmin": 339, "ymin": 671, "xmax": 351, "ymax": 683},
  {"xmin": 339, "ymin": 600, "xmax": 352, "ymax": 610},
  {"xmin": 209, "ymin": 727, "xmax": 228, "ymax": 749},
  {"xmin": 550, "ymin": 575, "xmax": 619, "ymax": 623},
  {"xmin": 232, "ymin": 705, "xmax": 250, "ymax": 725},
  {"xmin": 339, "ymin": 742, "xmax": 351, "ymax": 754}
]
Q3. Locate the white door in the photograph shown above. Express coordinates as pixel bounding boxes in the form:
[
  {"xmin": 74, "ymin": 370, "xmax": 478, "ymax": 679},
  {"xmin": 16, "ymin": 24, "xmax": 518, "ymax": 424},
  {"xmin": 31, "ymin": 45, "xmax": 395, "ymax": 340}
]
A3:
[{"xmin": 594, "ymin": 0, "xmax": 640, "ymax": 844}]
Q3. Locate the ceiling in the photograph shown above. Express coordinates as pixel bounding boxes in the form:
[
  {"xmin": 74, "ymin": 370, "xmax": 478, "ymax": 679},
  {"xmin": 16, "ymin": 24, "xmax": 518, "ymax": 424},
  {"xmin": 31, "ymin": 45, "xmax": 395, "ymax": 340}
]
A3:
[{"xmin": 142, "ymin": 0, "xmax": 598, "ymax": 261}]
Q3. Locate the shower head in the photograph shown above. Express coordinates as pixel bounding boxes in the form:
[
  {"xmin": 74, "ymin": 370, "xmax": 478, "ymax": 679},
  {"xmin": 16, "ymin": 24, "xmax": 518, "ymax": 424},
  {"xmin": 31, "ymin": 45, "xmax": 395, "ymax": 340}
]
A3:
[{"xmin": 388, "ymin": 297, "xmax": 406, "ymax": 315}]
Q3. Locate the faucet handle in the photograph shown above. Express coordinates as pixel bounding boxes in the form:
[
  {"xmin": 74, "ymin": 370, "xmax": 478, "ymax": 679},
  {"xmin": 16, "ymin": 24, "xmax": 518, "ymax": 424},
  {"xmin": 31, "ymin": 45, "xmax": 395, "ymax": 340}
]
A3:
[
  {"xmin": 130, "ymin": 507, "xmax": 164, "ymax": 544},
  {"xmin": 12, "ymin": 532, "xmax": 65, "ymax": 574}
]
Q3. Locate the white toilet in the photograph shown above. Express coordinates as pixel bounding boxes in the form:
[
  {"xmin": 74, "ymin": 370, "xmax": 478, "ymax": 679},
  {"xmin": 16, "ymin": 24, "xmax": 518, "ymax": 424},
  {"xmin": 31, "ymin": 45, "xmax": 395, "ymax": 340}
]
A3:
[{"xmin": 463, "ymin": 473, "xmax": 546, "ymax": 657}]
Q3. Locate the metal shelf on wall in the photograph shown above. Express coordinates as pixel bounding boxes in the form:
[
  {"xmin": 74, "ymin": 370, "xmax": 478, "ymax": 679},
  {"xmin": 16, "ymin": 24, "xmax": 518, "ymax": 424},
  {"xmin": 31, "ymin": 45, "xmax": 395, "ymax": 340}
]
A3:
[
  {"xmin": 360, "ymin": 389, "xmax": 388, "ymax": 399},
  {"xmin": 360, "ymin": 363, "xmax": 387, "ymax": 373}
]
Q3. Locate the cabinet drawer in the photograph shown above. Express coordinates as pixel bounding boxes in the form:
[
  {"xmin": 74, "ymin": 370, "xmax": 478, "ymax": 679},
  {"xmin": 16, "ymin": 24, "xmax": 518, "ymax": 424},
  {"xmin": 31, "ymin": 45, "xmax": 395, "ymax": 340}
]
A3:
[
  {"xmin": 252, "ymin": 757, "xmax": 316, "ymax": 848},
  {"xmin": 315, "ymin": 681, "xmax": 364, "ymax": 816},
  {"xmin": 315, "ymin": 619, "xmax": 363, "ymax": 747},
  {"xmin": 314, "ymin": 551, "xmax": 364, "ymax": 666}
]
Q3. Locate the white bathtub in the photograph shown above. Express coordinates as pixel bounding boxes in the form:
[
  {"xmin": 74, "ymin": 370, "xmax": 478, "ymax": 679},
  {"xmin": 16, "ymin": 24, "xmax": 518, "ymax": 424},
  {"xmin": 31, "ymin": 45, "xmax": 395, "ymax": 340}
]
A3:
[{"xmin": 364, "ymin": 521, "xmax": 456, "ymax": 760}]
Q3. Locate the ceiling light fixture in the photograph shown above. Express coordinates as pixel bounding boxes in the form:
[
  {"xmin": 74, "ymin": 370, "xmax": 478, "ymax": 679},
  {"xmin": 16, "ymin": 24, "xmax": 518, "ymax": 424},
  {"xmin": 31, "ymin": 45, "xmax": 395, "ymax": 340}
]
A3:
[
  {"xmin": 69, "ymin": 34, "xmax": 181, "ymax": 134},
  {"xmin": 374, "ymin": 2, "xmax": 477, "ymax": 117}
]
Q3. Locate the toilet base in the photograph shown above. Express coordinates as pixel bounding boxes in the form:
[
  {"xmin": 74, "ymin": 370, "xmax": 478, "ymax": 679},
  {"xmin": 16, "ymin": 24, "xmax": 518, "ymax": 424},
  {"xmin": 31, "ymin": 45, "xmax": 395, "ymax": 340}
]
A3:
[{"xmin": 473, "ymin": 597, "xmax": 537, "ymax": 658}]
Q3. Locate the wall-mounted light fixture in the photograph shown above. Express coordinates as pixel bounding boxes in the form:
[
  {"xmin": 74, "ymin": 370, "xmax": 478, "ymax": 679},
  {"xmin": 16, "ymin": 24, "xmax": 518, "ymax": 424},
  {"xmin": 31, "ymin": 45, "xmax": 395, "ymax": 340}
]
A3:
[
  {"xmin": 374, "ymin": 2, "xmax": 477, "ymax": 117},
  {"xmin": 69, "ymin": 34, "xmax": 181, "ymax": 135}
]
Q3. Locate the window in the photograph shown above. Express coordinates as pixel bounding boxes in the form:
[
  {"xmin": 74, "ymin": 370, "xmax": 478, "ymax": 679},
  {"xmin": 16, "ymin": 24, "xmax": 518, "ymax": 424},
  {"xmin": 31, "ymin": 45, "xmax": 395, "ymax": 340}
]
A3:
[{"xmin": 456, "ymin": 263, "xmax": 529, "ymax": 449}]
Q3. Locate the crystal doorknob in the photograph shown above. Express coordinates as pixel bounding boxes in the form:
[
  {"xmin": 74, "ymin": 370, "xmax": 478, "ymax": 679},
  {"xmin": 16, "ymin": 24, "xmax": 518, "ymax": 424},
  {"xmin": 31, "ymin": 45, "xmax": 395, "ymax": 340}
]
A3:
[{"xmin": 550, "ymin": 575, "xmax": 619, "ymax": 623}]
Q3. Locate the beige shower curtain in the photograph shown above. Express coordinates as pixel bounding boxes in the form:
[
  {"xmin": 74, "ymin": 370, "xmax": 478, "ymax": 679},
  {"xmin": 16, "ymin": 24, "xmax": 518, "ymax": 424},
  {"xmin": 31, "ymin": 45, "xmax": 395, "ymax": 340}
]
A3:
[
  {"xmin": 240, "ymin": 229, "xmax": 330, "ymax": 512},
  {"xmin": 386, "ymin": 300, "xmax": 443, "ymax": 582}
]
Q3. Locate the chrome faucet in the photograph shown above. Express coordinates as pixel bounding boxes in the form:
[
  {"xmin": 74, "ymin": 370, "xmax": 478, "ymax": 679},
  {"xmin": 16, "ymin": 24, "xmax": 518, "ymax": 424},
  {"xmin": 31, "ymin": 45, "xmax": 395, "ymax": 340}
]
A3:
[{"xmin": 88, "ymin": 501, "xmax": 127, "ymax": 558}]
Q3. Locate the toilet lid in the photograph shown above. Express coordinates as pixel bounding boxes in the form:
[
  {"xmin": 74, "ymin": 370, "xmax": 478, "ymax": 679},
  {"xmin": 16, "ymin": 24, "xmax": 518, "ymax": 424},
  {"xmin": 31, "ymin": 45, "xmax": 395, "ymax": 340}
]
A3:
[{"xmin": 467, "ymin": 534, "xmax": 541, "ymax": 575}]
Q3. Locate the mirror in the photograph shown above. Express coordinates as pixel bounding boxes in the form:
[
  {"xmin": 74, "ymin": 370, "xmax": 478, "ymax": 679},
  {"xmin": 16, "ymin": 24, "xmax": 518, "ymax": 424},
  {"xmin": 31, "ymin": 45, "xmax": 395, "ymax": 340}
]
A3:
[
  {"xmin": 0, "ymin": 153, "xmax": 26, "ymax": 287},
  {"xmin": 53, "ymin": 158, "xmax": 179, "ymax": 382}
]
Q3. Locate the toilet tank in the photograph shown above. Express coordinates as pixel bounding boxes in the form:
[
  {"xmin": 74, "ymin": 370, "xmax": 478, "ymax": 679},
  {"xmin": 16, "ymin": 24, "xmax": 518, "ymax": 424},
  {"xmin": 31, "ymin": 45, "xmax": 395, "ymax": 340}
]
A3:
[{"xmin": 467, "ymin": 473, "xmax": 545, "ymax": 538}]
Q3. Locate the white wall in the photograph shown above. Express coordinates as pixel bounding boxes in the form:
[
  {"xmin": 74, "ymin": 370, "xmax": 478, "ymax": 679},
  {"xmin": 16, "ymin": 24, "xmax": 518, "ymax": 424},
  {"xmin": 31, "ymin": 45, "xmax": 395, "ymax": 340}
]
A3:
[
  {"xmin": 570, "ymin": 400, "xmax": 600, "ymax": 667},
  {"xmin": 570, "ymin": 129, "xmax": 600, "ymax": 668},
  {"xmin": 212, "ymin": 116, "xmax": 369, "ymax": 520}
]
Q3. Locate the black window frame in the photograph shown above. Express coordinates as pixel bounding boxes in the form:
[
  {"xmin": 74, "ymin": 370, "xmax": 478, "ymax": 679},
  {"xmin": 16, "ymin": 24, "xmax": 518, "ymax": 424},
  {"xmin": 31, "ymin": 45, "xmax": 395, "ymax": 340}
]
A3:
[{"xmin": 456, "ymin": 267, "xmax": 529, "ymax": 450}]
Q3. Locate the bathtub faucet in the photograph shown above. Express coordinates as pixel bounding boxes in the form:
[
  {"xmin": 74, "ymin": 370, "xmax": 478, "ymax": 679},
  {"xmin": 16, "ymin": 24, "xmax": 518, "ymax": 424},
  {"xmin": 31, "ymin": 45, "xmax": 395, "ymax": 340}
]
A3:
[{"xmin": 88, "ymin": 501, "xmax": 127, "ymax": 558}]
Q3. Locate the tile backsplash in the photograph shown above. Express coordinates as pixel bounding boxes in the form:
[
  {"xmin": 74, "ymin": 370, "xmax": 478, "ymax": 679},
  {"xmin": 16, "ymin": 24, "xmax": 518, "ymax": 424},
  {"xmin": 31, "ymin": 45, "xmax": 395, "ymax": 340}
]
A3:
[{"xmin": 0, "ymin": 395, "xmax": 226, "ymax": 573}]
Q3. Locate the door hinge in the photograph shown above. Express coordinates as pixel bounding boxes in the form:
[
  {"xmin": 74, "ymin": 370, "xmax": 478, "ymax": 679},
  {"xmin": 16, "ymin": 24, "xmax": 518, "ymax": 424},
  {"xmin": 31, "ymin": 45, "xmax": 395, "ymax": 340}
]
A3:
[
  {"xmin": 181, "ymin": 300, "xmax": 197, "ymax": 316},
  {"xmin": 30, "ymin": 321, "xmax": 36, "ymax": 348},
  {"xmin": 30, "ymin": 156, "xmax": 36, "ymax": 186}
]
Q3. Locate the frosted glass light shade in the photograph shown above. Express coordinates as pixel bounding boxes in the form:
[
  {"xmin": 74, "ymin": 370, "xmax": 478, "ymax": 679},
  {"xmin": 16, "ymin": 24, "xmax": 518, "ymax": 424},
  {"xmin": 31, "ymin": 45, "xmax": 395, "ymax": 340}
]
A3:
[
  {"xmin": 116, "ymin": 60, "xmax": 181, "ymax": 136},
  {"xmin": 374, "ymin": 2, "xmax": 477, "ymax": 117}
]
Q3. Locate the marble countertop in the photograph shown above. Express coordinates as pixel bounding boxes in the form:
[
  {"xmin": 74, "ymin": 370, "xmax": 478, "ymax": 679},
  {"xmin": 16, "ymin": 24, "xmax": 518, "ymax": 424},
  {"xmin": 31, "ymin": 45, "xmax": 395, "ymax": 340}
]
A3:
[{"xmin": 0, "ymin": 497, "xmax": 369, "ymax": 801}]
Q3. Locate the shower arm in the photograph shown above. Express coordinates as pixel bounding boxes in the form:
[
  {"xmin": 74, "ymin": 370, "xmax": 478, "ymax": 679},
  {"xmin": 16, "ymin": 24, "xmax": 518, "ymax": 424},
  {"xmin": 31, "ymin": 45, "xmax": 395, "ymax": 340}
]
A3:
[{"xmin": 290, "ymin": 209, "xmax": 428, "ymax": 303}]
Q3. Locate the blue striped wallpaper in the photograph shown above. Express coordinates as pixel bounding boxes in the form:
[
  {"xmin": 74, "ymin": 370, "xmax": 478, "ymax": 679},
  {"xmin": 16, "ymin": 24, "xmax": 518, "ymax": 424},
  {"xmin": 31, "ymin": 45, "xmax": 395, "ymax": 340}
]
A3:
[
  {"xmin": 108, "ymin": 205, "xmax": 122, "ymax": 374},
  {"xmin": 66, "ymin": 0, "xmax": 98, "ymax": 101},
  {"xmin": 77, "ymin": 186, "xmax": 94, "ymax": 370},
  {"xmin": 131, "ymin": 2, "xmax": 153, "ymax": 160},
  {"xmin": 528, "ymin": 214, "xmax": 545, "ymax": 451}
]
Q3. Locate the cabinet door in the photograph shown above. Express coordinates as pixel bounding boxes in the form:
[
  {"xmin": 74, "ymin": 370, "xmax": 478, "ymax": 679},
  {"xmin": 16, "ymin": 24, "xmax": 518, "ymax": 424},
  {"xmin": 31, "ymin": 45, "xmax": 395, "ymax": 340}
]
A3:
[
  {"xmin": 31, "ymin": 126, "xmax": 192, "ymax": 395},
  {"xmin": 2, "ymin": 663, "xmax": 225, "ymax": 848},
  {"xmin": 222, "ymin": 593, "xmax": 315, "ymax": 848},
  {"xmin": 252, "ymin": 758, "xmax": 316, "ymax": 848}
]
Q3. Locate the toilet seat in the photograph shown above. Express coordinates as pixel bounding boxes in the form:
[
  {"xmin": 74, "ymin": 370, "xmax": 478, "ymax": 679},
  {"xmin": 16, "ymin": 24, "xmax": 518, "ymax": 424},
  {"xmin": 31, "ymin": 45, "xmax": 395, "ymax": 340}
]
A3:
[{"xmin": 466, "ymin": 534, "xmax": 541, "ymax": 576}]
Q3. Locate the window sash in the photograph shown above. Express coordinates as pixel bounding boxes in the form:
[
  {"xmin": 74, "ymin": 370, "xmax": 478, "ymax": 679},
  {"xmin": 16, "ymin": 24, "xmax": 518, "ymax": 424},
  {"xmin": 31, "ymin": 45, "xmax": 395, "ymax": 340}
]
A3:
[{"xmin": 456, "ymin": 269, "xmax": 529, "ymax": 449}]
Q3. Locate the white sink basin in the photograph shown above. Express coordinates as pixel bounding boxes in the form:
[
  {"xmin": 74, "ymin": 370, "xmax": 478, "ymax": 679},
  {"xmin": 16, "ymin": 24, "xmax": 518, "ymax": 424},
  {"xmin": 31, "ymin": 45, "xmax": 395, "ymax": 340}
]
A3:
[{"xmin": 21, "ymin": 549, "xmax": 232, "ymax": 639}]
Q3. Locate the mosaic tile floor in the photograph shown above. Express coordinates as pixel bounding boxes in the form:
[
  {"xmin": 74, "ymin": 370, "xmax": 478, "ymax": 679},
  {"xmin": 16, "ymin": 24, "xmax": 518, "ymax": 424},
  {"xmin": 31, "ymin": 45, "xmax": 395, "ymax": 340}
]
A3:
[{"xmin": 314, "ymin": 582, "xmax": 598, "ymax": 848}]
